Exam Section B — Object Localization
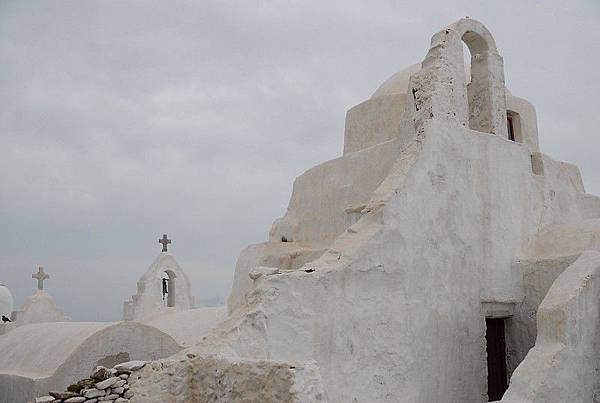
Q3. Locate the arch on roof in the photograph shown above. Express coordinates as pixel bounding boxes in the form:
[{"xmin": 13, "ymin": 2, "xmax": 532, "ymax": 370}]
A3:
[
  {"xmin": 446, "ymin": 18, "xmax": 497, "ymax": 54},
  {"xmin": 407, "ymin": 18, "xmax": 508, "ymax": 138}
]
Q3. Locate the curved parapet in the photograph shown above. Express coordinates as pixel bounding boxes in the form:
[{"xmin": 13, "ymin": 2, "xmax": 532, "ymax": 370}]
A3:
[
  {"xmin": 0, "ymin": 321, "xmax": 181, "ymax": 403},
  {"xmin": 501, "ymin": 251, "xmax": 600, "ymax": 403}
]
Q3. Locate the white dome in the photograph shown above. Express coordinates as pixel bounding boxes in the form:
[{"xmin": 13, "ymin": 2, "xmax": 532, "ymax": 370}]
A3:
[
  {"xmin": 0, "ymin": 283, "xmax": 14, "ymax": 317},
  {"xmin": 371, "ymin": 62, "xmax": 511, "ymax": 100},
  {"xmin": 371, "ymin": 63, "xmax": 422, "ymax": 99}
]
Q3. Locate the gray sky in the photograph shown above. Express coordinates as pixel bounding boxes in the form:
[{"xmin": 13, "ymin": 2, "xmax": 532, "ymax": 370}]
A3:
[{"xmin": 1, "ymin": 0, "xmax": 599, "ymax": 321}]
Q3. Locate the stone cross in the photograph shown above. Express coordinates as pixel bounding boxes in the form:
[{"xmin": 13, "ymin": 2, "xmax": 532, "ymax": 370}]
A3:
[
  {"xmin": 32, "ymin": 266, "xmax": 49, "ymax": 290},
  {"xmin": 159, "ymin": 234, "xmax": 171, "ymax": 252}
]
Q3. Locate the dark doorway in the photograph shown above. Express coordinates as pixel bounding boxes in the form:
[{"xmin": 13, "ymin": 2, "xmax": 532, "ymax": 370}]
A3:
[{"xmin": 486, "ymin": 318, "xmax": 508, "ymax": 401}]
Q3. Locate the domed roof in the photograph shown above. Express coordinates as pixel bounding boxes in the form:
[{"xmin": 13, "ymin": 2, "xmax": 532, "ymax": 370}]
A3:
[
  {"xmin": 371, "ymin": 63, "xmax": 422, "ymax": 99},
  {"xmin": 371, "ymin": 62, "xmax": 510, "ymax": 99},
  {"xmin": 0, "ymin": 283, "xmax": 14, "ymax": 317}
]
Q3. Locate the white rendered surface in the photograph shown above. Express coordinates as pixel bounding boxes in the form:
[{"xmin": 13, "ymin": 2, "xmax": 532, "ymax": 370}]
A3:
[
  {"xmin": 145, "ymin": 306, "xmax": 227, "ymax": 347},
  {"xmin": 123, "ymin": 252, "xmax": 194, "ymax": 322},
  {"xmin": 0, "ymin": 321, "xmax": 181, "ymax": 403},
  {"xmin": 0, "ymin": 284, "xmax": 13, "ymax": 318},
  {"xmin": 11, "ymin": 290, "xmax": 70, "ymax": 327},
  {"xmin": 12, "ymin": 17, "xmax": 600, "ymax": 403}
]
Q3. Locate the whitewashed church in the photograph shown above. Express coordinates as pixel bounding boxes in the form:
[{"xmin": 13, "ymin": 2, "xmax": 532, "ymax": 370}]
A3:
[{"xmin": 1, "ymin": 18, "xmax": 600, "ymax": 403}]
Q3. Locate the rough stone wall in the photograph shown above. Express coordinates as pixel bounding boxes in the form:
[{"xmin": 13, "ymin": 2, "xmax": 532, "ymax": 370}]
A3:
[
  {"xmin": 128, "ymin": 356, "xmax": 325, "ymax": 403},
  {"xmin": 29, "ymin": 360, "xmax": 147, "ymax": 403}
]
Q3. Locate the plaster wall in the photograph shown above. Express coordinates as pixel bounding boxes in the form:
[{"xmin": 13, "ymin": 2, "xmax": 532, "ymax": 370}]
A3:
[
  {"xmin": 123, "ymin": 253, "xmax": 194, "ymax": 322},
  {"xmin": 343, "ymin": 94, "xmax": 407, "ymax": 155},
  {"xmin": 11, "ymin": 290, "xmax": 70, "ymax": 326},
  {"xmin": 0, "ymin": 284, "xmax": 13, "ymax": 318},
  {"xmin": 578, "ymin": 193, "xmax": 600, "ymax": 219},
  {"xmin": 145, "ymin": 306, "xmax": 227, "ymax": 347},
  {"xmin": 252, "ymin": 122, "xmax": 544, "ymax": 402},
  {"xmin": 228, "ymin": 241, "xmax": 326, "ymax": 313},
  {"xmin": 269, "ymin": 137, "xmax": 402, "ymax": 249},
  {"xmin": 109, "ymin": 18, "xmax": 600, "ymax": 403},
  {"xmin": 501, "ymin": 251, "xmax": 600, "ymax": 403},
  {"xmin": 157, "ymin": 119, "xmax": 590, "ymax": 403},
  {"xmin": 506, "ymin": 96, "xmax": 539, "ymax": 152},
  {"xmin": 506, "ymin": 254, "xmax": 580, "ymax": 377}
]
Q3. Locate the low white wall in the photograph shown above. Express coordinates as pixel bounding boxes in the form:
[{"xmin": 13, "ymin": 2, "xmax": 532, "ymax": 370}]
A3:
[
  {"xmin": 502, "ymin": 251, "xmax": 600, "ymax": 403},
  {"xmin": 0, "ymin": 322, "xmax": 182, "ymax": 403},
  {"xmin": 343, "ymin": 94, "xmax": 407, "ymax": 155},
  {"xmin": 269, "ymin": 137, "xmax": 401, "ymax": 249},
  {"xmin": 506, "ymin": 254, "xmax": 580, "ymax": 376}
]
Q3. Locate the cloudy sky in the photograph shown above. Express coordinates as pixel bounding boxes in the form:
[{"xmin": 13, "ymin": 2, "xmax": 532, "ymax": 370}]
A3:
[{"xmin": 1, "ymin": 1, "xmax": 599, "ymax": 321}]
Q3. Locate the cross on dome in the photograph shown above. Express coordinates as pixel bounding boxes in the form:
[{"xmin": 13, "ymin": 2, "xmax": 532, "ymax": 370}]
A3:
[
  {"xmin": 159, "ymin": 234, "xmax": 172, "ymax": 252},
  {"xmin": 32, "ymin": 266, "xmax": 49, "ymax": 290}
]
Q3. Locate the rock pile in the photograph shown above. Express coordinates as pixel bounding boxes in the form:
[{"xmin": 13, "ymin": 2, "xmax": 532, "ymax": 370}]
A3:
[{"xmin": 32, "ymin": 360, "xmax": 147, "ymax": 403}]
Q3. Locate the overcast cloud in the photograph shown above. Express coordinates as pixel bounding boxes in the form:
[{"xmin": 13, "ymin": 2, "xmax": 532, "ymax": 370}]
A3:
[{"xmin": 1, "ymin": 0, "xmax": 599, "ymax": 321}]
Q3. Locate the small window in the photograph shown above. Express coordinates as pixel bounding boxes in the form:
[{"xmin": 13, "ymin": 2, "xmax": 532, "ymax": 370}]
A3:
[{"xmin": 507, "ymin": 115, "xmax": 515, "ymax": 142}]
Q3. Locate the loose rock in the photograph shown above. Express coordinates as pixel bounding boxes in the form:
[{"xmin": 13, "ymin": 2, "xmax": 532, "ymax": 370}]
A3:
[
  {"xmin": 91, "ymin": 366, "xmax": 111, "ymax": 380},
  {"xmin": 84, "ymin": 388, "xmax": 105, "ymax": 398},
  {"xmin": 114, "ymin": 360, "xmax": 146, "ymax": 372},
  {"xmin": 67, "ymin": 378, "xmax": 95, "ymax": 393},
  {"xmin": 49, "ymin": 391, "xmax": 78, "ymax": 399},
  {"xmin": 95, "ymin": 376, "xmax": 119, "ymax": 390}
]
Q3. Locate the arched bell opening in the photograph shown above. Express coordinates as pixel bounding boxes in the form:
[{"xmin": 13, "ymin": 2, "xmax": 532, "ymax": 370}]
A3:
[
  {"xmin": 161, "ymin": 269, "xmax": 176, "ymax": 308},
  {"xmin": 461, "ymin": 29, "xmax": 494, "ymax": 135}
]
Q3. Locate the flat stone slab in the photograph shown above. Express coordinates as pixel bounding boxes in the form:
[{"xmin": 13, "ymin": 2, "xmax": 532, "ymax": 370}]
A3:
[
  {"xmin": 95, "ymin": 376, "xmax": 120, "ymax": 390},
  {"xmin": 49, "ymin": 391, "xmax": 78, "ymax": 399},
  {"xmin": 114, "ymin": 360, "xmax": 147, "ymax": 372},
  {"xmin": 35, "ymin": 397, "xmax": 55, "ymax": 403},
  {"xmin": 84, "ymin": 388, "xmax": 106, "ymax": 398}
]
